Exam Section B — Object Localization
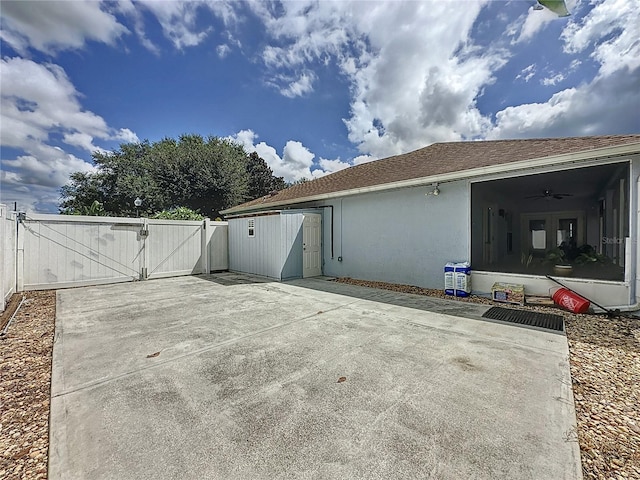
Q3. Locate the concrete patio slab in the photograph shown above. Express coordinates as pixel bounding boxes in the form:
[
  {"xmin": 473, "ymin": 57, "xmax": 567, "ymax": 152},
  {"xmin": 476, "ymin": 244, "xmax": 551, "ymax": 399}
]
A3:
[{"xmin": 49, "ymin": 273, "xmax": 582, "ymax": 480}]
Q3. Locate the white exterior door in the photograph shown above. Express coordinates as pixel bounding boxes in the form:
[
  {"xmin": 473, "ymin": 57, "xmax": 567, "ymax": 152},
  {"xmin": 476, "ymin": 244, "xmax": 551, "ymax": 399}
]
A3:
[{"xmin": 302, "ymin": 214, "xmax": 322, "ymax": 278}]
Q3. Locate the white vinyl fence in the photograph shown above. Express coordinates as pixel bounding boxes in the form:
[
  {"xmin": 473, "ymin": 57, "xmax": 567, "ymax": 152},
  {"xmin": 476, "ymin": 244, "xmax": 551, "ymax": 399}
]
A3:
[
  {"xmin": 1, "ymin": 205, "xmax": 17, "ymax": 311},
  {"xmin": 10, "ymin": 214, "xmax": 228, "ymax": 292}
]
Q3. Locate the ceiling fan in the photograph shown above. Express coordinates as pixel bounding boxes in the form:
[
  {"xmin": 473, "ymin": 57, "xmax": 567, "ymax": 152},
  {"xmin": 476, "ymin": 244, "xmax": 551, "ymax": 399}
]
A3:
[
  {"xmin": 525, "ymin": 189, "xmax": 573, "ymax": 200},
  {"xmin": 532, "ymin": 0, "xmax": 571, "ymax": 17}
]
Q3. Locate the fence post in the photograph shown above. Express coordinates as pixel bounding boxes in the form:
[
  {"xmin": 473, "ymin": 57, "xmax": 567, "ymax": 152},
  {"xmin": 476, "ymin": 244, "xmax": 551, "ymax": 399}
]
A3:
[
  {"xmin": 202, "ymin": 218, "xmax": 210, "ymax": 274},
  {"xmin": 16, "ymin": 216, "xmax": 24, "ymax": 292},
  {"xmin": 142, "ymin": 217, "xmax": 149, "ymax": 280},
  {"xmin": 0, "ymin": 205, "xmax": 5, "ymax": 311}
]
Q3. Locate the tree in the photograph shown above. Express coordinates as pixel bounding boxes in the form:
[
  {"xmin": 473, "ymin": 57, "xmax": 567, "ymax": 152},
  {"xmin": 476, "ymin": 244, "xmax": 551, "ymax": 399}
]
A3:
[
  {"xmin": 287, "ymin": 177, "xmax": 310, "ymax": 187},
  {"xmin": 246, "ymin": 152, "xmax": 286, "ymax": 199},
  {"xmin": 60, "ymin": 134, "xmax": 286, "ymax": 218},
  {"xmin": 152, "ymin": 207, "xmax": 204, "ymax": 220}
]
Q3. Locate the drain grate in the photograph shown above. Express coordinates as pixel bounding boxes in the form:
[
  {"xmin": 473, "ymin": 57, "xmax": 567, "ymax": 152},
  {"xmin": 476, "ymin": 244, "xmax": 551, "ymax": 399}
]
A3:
[{"xmin": 482, "ymin": 306, "xmax": 564, "ymax": 332}]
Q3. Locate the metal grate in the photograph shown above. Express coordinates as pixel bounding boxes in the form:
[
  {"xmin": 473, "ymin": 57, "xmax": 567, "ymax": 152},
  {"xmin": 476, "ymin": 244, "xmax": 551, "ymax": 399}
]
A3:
[{"xmin": 482, "ymin": 306, "xmax": 564, "ymax": 332}]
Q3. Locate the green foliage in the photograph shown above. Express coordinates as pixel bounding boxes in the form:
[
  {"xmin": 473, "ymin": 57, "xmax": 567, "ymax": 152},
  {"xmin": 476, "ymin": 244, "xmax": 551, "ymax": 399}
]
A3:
[
  {"xmin": 520, "ymin": 252, "xmax": 533, "ymax": 268},
  {"xmin": 247, "ymin": 152, "xmax": 286, "ymax": 199},
  {"xmin": 59, "ymin": 134, "xmax": 286, "ymax": 218},
  {"xmin": 574, "ymin": 245, "xmax": 611, "ymax": 266},
  {"xmin": 545, "ymin": 244, "xmax": 612, "ymax": 266},
  {"xmin": 152, "ymin": 207, "xmax": 205, "ymax": 221},
  {"xmin": 61, "ymin": 200, "xmax": 107, "ymax": 216},
  {"xmin": 544, "ymin": 247, "xmax": 568, "ymax": 265},
  {"xmin": 287, "ymin": 177, "xmax": 310, "ymax": 187}
]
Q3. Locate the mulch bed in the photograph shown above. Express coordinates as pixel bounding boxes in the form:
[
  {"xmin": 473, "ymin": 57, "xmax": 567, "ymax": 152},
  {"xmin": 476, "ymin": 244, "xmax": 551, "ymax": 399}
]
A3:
[
  {"xmin": 0, "ymin": 291, "xmax": 56, "ymax": 480},
  {"xmin": 1, "ymin": 282, "xmax": 638, "ymax": 480}
]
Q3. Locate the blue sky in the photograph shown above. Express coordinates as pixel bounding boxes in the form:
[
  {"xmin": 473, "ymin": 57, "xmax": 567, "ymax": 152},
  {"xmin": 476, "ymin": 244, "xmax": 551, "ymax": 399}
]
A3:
[{"xmin": 1, "ymin": 0, "xmax": 639, "ymax": 213}]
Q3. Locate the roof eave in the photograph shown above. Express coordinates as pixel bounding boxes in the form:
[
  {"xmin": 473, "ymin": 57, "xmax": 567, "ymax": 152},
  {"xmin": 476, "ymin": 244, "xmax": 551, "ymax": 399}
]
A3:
[{"xmin": 221, "ymin": 142, "xmax": 640, "ymax": 215}]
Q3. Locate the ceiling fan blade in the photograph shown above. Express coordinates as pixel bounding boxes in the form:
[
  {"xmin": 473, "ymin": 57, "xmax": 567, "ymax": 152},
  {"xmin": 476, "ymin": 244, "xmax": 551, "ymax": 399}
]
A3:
[
  {"xmin": 525, "ymin": 195, "xmax": 543, "ymax": 199},
  {"xmin": 553, "ymin": 195, "xmax": 564, "ymax": 200},
  {"xmin": 538, "ymin": 0, "xmax": 571, "ymax": 17}
]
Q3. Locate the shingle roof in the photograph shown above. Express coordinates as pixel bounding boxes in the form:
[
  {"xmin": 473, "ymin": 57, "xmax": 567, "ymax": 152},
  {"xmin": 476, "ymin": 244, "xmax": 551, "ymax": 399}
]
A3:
[{"xmin": 224, "ymin": 135, "xmax": 640, "ymax": 214}]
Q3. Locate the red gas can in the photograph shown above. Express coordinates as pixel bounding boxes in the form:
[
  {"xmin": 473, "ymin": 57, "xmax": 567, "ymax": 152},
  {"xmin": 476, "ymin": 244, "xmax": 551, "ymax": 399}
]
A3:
[{"xmin": 551, "ymin": 287, "xmax": 591, "ymax": 314}]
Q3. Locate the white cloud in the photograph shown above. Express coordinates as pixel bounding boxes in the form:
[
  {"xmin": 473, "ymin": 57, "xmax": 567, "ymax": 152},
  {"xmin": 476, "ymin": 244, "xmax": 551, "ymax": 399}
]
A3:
[
  {"xmin": 562, "ymin": 0, "xmax": 640, "ymax": 77},
  {"xmin": 353, "ymin": 155, "xmax": 376, "ymax": 165},
  {"xmin": 516, "ymin": 64, "xmax": 537, "ymax": 82},
  {"xmin": 541, "ymin": 72, "xmax": 565, "ymax": 86},
  {"xmin": 3, "ymin": 146, "xmax": 95, "ymax": 188},
  {"xmin": 113, "ymin": 128, "xmax": 139, "ymax": 144},
  {"xmin": 489, "ymin": 0, "xmax": 640, "ymax": 139},
  {"xmin": 282, "ymin": 141, "xmax": 315, "ymax": 171},
  {"xmin": 115, "ymin": 0, "xmax": 160, "ymax": 54},
  {"xmin": 515, "ymin": 0, "xmax": 578, "ymax": 43},
  {"xmin": 62, "ymin": 132, "xmax": 109, "ymax": 154},
  {"xmin": 216, "ymin": 44, "xmax": 231, "ymax": 58},
  {"xmin": 247, "ymin": 1, "xmax": 508, "ymax": 159},
  {"xmin": 489, "ymin": 68, "xmax": 640, "ymax": 139},
  {"xmin": 0, "ymin": 58, "xmax": 138, "ymax": 212},
  {"xmin": 0, "ymin": 0, "xmax": 128, "ymax": 54},
  {"xmin": 278, "ymin": 71, "xmax": 316, "ymax": 98},
  {"xmin": 137, "ymin": 0, "xmax": 211, "ymax": 49},
  {"xmin": 229, "ymin": 129, "xmax": 355, "ymax": 182},
  {"xmin": 1, "ymin": 142, "xmax": 97, "ymax": 213},
  {"xmin": 318, "ymin": 158, "xmax": 351, "ymax": 174},
  {"xmin": 516, "ymin": 5, "xmax": 558, "ymax": 42},
  {"xmin": 0, "ymin": 57, "xmax": 139, "ymax": 151}
]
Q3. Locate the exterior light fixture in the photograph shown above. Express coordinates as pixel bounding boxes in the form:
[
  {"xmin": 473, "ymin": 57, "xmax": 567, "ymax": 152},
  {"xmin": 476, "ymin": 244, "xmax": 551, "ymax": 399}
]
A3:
[
  {"xmin": 426, "ymin": 183, "xmax": 440, "ymax": 196},
  {"xmin": 134, "ymin": 197, "xmax": 142, "ymax": 217}
]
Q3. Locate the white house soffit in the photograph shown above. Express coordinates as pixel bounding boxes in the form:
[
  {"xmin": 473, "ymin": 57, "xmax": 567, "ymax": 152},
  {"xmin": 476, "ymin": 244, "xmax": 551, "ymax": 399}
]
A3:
[
  {"xmin": 223, "ymin": 142, "xmax": 640, "ymax": 214},
  {"xmin": 224, "ymin": 210, "xmax": 283, "ymax": 219},
  {"xmin": 468, "ymin": 154, "xmax": 636, "ymax": 185}
]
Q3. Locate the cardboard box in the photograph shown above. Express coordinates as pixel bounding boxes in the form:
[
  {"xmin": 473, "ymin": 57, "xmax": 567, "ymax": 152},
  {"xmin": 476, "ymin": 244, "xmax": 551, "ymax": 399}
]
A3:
[{"xmin": 491, "ymin": 282, "xmax": 525, "ymax": 305}]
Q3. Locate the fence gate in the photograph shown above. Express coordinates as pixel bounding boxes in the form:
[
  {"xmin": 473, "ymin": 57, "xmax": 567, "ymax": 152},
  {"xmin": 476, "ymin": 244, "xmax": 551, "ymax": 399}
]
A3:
[{"xmin": 17, "ymin": 214, "xmax": 227, "ymax": 291}]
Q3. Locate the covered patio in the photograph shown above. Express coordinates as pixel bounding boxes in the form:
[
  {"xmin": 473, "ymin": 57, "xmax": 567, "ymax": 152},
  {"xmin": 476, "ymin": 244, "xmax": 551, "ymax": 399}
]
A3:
[{"xmin": 471, "ymin": 161, "xmax": 629, "ymax": 282}]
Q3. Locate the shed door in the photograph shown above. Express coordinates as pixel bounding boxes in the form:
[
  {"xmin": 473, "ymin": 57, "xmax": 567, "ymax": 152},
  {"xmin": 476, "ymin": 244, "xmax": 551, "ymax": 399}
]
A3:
[{"xmin": 302, "ymin": 214, "xmax": 322, "ymax": 278}]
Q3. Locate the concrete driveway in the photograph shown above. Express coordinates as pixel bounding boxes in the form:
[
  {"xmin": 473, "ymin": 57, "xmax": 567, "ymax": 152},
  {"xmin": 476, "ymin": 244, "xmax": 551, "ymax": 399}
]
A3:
[{"xmin": 50, "ymin": 273, "xmax": 582, "ymax": 480}]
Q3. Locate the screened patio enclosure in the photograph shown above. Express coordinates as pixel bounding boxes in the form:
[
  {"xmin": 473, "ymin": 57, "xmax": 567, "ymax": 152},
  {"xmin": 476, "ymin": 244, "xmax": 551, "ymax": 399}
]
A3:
[{"xmin": 471, "ymin": 162, "xmax": 629, "ymax": 281}]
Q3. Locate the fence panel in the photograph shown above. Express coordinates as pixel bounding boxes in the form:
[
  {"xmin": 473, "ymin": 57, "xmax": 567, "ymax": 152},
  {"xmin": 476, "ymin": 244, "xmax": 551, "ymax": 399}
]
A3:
[
  {"xmin": 21, "ymin": 215, "xmax": 143, "ymax": 290},
  {"xmin": 18, "ymin": 215, "xmax": 229, "ymax": 291},
  {"xmin": 1, "ymin": 205, "xmax": 17, "ymax": 311},
  {"xmin": 145, "ymin": 219, "xmax": 206, "ymax": 279},
  {"xmin": 208, "ymin": 222, "xmax": 229, "ymax": 271}
]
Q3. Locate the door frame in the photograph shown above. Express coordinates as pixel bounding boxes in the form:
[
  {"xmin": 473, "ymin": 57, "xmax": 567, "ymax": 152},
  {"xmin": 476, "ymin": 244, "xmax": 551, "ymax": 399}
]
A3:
[
  {"xmin": 520, "ymin": 210, "xmax": 585, "ymax": 256},
  {"xmin": 302, "ymin": 213, "xmax": 322, "ymax": 278}
]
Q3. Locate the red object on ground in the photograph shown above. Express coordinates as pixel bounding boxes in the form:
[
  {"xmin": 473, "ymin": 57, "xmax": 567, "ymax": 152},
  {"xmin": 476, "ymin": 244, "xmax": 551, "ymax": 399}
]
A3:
[{"xmin": 551, "ymin": 287, "xmax": 591, "ymax": 314}]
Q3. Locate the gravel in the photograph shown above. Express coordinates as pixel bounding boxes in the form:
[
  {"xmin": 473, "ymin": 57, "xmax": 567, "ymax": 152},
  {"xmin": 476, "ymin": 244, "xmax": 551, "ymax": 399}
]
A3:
[
  {"xmin": 0, "ymin": 291, "xmax": 55, "ymax": 480},
  {"xmin": 1, "ymin": 282, "xmax": 638, "ymax": 480}
]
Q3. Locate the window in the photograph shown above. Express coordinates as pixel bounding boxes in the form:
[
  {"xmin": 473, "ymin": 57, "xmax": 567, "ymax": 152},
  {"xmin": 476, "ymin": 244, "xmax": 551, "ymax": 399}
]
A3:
[
  {"xmin": 557, "ymin": 218, "xmax": 577, "ymax": 247},
  {"xmin": 529, "ymin": 219, "xmax": 546, "ymax": 250},
  {"xmin": 248, "ymin": 219, "xmax": 255, "ymax": 237}
]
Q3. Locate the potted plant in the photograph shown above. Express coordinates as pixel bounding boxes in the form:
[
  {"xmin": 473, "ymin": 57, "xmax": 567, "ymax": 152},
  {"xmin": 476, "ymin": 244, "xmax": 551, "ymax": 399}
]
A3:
[
  {"xmin": 545, "ymin": 247, "xmax": 573, "ymax": 276},
  {"xmin": 574, "ymin": 245, "xmax": 611, "ymax": 267}
]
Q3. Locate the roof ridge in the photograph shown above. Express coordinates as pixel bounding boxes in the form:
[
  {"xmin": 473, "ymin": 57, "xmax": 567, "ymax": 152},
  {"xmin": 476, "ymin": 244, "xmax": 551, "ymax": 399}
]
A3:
[
  {"xmin": 225, "ymin": 134, "xmax": 640, "ymax": 214},
  {"xmin": 430, "ymin": 133, "xmax": 640, "ymax": 147}
]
